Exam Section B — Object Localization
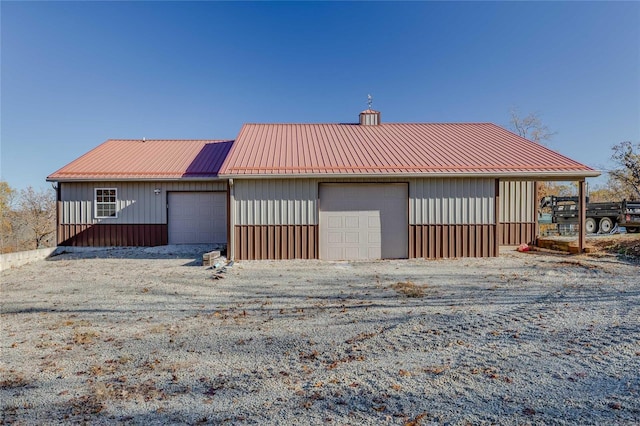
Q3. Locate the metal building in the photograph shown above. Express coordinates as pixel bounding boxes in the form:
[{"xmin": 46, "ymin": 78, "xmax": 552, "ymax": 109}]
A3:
[
  {"xmin": 219, "ymin": 110, "xmax": 598, "ymax": 260},
  {"xmin": 47, "ymin": 139, "xmax": 231, "ymax": 247},
  {"xmin": 47, "ymin": 109, "xmax": 598, "ymax": 259}
]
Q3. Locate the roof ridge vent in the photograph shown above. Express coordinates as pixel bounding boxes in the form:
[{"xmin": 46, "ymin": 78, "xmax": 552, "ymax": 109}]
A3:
[{"xmin": 359, "ymin": 94, "xmax": 380, "ymax": 125}]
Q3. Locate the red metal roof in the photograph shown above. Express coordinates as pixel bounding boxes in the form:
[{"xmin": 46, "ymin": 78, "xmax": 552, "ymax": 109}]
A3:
[
  {"xmin": 47, "ymin": 139, "xmax": 233, "ymax": 180},
  {"xmin": 219, "ymin": 123, "xmax": 598, "ymax": 178}
]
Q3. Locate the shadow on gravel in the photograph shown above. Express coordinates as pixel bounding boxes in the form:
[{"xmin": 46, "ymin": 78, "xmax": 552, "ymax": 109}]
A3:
[
  {"xmin": 45, "ymin": 244, "xmax": 224, "ymax": 265},
  {"xmin": 605, "ymin": 254, "xmax": 640, "ymax": 266},
  {"xmin": 4, "ymin": 286, "xmax": 637, "ymax": 317}
]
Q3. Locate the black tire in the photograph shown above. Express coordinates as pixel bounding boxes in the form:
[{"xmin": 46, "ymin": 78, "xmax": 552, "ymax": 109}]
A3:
[
  {"xmin": 626, "ymin": 227, "xmax": 638, "ymax": 233},
  {"xmin": 585, "ymin": 217, "xmax": 597, "ymax": 234},
  {"xmin": 599, "ymin": 217, "xmax": 614, "ymax": 233}
]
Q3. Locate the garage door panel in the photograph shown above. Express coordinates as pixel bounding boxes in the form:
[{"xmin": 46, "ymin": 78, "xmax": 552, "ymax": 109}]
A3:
[
  {"xmin": 329, "ymin": 232, "xmax": 344, "ymax": 243},
  {"xmin": 368, "ymin": 215, "xmax": 380, "ymax": 228},
  {"xmin": 328, "ymin": 216, "xmax": 343, "ymax": 228},
  {"xmin": 345, "ymin": 247, "xmax": 359, "ymax": 259},
  {"xmin": 345, "ymin": 216, "xmax": 359, "ymax": 228},
  {"xmin": 168, "ymin": 192, "xmax": 227, "ymax": 244},
  {"xmin": 319, "ymin": 184, "xmax": 408, "ymax": 260},
  {"xmin": 345, "ymin": 232, "xmax": 359, "ymax": 243}
]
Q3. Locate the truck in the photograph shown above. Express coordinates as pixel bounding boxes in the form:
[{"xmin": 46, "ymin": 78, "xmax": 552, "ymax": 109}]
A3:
[{"xmin": 539, "ymin": 196, "xmax": 640, "ymax": 234}]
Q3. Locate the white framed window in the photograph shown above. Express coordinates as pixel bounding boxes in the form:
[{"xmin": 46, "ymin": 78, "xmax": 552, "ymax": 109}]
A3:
[{"xmin": 95, "ymin": 188, "xmax": 118, "ymax": 218}]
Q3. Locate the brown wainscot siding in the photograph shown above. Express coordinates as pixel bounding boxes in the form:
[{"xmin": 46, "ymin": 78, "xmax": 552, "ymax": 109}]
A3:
[
  {"xmin": 58, "ymin": 224, "xmax": 168, "ymax": 247},
  {"xmin": 409, "ymin": 224, "xmax": 497, "ymax": 259},
  {"xmin": 499, "ymin": 222, "xmax": 536, "ymax": 246},
  {"xmin": 234, "ymin": 225, "xmax": 318, "ymax": 260}
]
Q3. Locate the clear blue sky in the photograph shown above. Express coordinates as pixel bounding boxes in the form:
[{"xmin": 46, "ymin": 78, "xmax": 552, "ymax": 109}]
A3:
[{"xmin": 2, "ymin": 1, "xmax": 639, "ymax": 191}]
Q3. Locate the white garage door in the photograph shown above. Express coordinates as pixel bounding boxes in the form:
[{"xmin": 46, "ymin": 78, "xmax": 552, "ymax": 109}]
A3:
[
  {"xmin": 319, "ymin": 183, "xmax": 408, "ymax": 260},
  {"xmin": 168, "ymin": 192, "xmax": 227, "ymax": 244}
]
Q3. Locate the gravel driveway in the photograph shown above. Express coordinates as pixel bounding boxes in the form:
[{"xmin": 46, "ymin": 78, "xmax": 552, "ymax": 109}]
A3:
[{"xmin": 1, "ymin": 246, "xmax": 639, "ymax": 425}]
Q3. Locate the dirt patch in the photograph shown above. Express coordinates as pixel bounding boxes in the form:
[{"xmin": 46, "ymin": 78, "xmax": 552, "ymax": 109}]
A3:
[
  {"xmin": 390, "ymin": 281, "xmax": 427, "ymax": 298},
  {"xmin": 587, "ymin": 234, "xmax": 640, "ymax": 258}
]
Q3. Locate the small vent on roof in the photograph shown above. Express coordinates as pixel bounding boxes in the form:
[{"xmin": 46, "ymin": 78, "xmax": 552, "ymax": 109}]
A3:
[{"xmin": 359, "ymin": 94, "xmax": 380, "ymax": 125}]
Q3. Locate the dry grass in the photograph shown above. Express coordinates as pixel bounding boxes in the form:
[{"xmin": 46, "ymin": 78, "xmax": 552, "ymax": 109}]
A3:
[
  {"xmin": 91, "ymin": 378, "xmax": 164, "ymax": 403},
  {"xmin": 422, "ymin": 365, "xmax": 450, "ymax": 375},
  {"xmin": 73, "ymin": 330, "xmax": 99, "ymax": 345},
  {"xmin": 391, "ymin": 281, "xmax": 427, "ymax": 298}
]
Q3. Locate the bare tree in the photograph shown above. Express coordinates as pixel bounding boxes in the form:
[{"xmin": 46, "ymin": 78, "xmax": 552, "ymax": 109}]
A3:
[
  {"xmin": 1, "ymin": 181, "xmax": 16, "ymax": 253},
  {"xmin": 509, "ymin": 108, "xmax": 557, "ymax": 144},
  {"xmin": 509, "ymin": 108, "xmax": 558, "ymax": 201},
  {"xmin": 608, "ymin": 141, "xmax": 640, "ymax": 200},
  {"xmin": 16, "ymin": 186, "xmax": 56, "ymax": 249}
]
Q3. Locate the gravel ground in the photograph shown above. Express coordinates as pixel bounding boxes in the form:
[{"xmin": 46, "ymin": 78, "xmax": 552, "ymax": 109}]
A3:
[{"xmin": 1, "ymin": 246, "xmax": 639, "ymax": 425}]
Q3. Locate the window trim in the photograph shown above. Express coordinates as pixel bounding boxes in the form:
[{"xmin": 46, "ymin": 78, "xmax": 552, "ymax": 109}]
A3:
[{"xmin": 94, "ymin": 188, "xmax": 118, "ymax": 219}]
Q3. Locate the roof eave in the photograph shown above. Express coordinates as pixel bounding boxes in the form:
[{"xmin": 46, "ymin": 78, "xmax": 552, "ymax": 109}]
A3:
[
  {"xmin": 220, "ymin": 170, "xmax": 601, "ymax": 180},
  {"xmin": 46, "ymin": 176, "xmax": 225, "ymax": 183}
]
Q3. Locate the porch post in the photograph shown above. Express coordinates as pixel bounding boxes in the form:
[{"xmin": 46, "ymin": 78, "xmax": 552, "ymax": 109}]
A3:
[
  {"xmin": 56, "ymin": 183, "xmax": 62, "ymax": 246},
  {"xmin": 533, "ymin": 181, "xmax": 540, "ymax": 245},
  {"xmin": 494, "ymin": 179, "xmax": 501, "ymax": 257},
  {"xmin": 578, "ymin": 179, "xmax": 586, "ymax": 253}
]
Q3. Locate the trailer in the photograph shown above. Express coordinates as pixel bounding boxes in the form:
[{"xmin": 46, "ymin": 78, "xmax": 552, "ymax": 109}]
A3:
[{"xmin": 540, "ymin": 196, "xmax": 640, "ymax": 234}]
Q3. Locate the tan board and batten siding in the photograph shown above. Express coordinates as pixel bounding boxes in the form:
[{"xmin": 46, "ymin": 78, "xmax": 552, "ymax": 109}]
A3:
[
  {"xmin": 410, "ymin": 178, "xmax": 495, "ymax": 224},
  {"xmin": 58, "ymin": 181, "xmax": 227, "ymax": 246},
  {"xmin": 232, "ymin": 179, "xmax": 317, "ymax": 225},
  {"xmin": 230, "ymin": 177, "xmax": 523, "ymax": 260}
]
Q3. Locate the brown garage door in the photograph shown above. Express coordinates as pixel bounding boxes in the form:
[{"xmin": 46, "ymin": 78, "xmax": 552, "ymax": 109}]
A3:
[
  {"xmin": 319, "ymin": 183, "xmax": 408, "ymax": 260},
  {"xmin": 168, "ymin": 192, "xmax": 227, "ymax": 244}
]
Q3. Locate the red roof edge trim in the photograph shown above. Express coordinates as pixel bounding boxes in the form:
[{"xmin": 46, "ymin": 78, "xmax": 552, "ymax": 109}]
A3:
[{"xmin": 225, "ymin": 164, "xmax": 592, "ymax": 172}]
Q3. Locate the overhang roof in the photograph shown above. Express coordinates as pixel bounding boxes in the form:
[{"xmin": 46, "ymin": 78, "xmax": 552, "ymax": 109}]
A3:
[
  {"xmin": 219, "ymin": 123, "xmax": 599, "ymax": 179},
  {"xmin": 47, "ymin": 139, "xmax": 233, "ymax": 181}
]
